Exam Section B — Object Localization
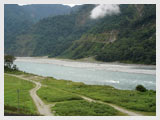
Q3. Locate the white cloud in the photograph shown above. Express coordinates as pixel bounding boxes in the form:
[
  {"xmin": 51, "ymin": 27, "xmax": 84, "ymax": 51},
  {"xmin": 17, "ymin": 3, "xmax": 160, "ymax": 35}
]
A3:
[
  {"xmin": 90, "ymin": 4, "xmax": 120, "ymax": 19},
  {"xmin": 63, "ymin": 4, "xmax": 82, "ymax": 7},
  {"xmin": 18, "ymin": 4, "xmax": 27, "ymax": 6},
  {"xmin": 18, "ymin": 4, "xmax": 82, "ymax": 7}
]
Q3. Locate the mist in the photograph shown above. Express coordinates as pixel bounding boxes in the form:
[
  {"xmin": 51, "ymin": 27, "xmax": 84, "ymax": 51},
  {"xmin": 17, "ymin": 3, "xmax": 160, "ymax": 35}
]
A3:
[{"xmin": 90, "ymin": 4, "xmax": 120, "ymax": 19}]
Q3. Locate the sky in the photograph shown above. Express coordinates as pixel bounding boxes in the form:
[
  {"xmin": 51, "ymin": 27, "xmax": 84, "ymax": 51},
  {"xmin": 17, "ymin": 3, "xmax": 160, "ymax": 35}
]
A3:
[
  {"xmin": 18, "ymin": 4, "xmax": 81, "ymax": 7},
  {"xmin": 63, "ymin": 4, "xmax": 81, "ymax": 7}
]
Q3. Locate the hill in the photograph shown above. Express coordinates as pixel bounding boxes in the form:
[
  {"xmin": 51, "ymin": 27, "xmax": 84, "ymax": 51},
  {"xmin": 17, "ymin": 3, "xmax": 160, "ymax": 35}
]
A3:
[
  {"xmin": 22, "ymin": 4, "xmax": 76, "ymax": 22},
  {"xmin": 4, "ymin": 4, "xmax": 79, "ymax": 56},
  {"xmin": 4, "ymin": 4, "xmax": 156, "ymax": 64}
]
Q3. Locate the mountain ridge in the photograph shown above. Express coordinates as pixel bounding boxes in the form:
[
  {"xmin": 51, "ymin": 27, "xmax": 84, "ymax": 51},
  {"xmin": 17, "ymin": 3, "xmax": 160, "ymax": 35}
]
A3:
[{"xmin": 4, "ymin": 4, "xmax": 156, "ymax": 65}]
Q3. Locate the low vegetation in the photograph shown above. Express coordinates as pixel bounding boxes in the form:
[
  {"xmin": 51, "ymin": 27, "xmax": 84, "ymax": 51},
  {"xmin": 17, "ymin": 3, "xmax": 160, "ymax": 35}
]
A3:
[
  {"xmin": 4, "ymin": 74, "xmax": 38, "ymax": 115},
  {"xmin": 37, "ymin": 86, "xmax": 82, "ymax": 103},
  {"xmin": 40, "ymin": 77, "xmax": 156, "ymax": 114},
  {"xmin": 5, "ymin": 71, "xmax": 156, "ymax": 116},
  {"xmin": 52, "ymin": 100, "xmax": 120, "ymax": 116},
  {"xmin": 37, "ymin": 81, "xmax": 124, "ymax": 115}
]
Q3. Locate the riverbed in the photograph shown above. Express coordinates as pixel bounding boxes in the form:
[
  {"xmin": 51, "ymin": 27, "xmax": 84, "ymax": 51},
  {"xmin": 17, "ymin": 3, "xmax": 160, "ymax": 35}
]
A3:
[{"xmin": 14, "ymin": 57, "xmax": 156, "ymax": 90}]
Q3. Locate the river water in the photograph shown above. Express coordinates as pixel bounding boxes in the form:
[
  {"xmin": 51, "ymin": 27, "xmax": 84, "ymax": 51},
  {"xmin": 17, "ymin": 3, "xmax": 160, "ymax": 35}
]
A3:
[{"xmin": 14, "ymin": 57, "xmax": 156, "ymax": 90}]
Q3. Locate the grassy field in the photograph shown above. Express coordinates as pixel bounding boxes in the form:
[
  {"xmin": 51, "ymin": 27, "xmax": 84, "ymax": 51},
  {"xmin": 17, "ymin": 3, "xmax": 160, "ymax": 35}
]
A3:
[
  {"xmin": 4, "ymin": 74, "xmax": 38, "ymax": 115},
  {"xmin": 40, "ymin": 77, "xmax": 156, "ymax": 115},
  {"xmin": 52, "ymin": 100, "xmax": 120, "ymax": 116},
  {"xmin": 37, "ymin": 82, "xmax": 124, "ymax": 115},
  {"xmin": 37, "ymin": 86, "xmax": 82, "ymax": 103},
  {"xmin": 5, "ymin": 71, "xmax": 156, "ymax": 116}
]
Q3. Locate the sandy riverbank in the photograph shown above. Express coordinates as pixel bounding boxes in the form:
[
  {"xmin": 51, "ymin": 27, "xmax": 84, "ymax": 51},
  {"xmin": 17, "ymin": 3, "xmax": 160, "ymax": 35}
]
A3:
[{"xmin": 15, "ymin": 57, "xmax": 156, "ymax": 75}]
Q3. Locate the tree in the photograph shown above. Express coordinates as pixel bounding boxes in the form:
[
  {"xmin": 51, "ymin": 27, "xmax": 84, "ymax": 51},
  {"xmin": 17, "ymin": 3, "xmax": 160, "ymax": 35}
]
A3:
[{"xmin": 4, "ymin": 55, "xmax": 17, "ymax": 70}]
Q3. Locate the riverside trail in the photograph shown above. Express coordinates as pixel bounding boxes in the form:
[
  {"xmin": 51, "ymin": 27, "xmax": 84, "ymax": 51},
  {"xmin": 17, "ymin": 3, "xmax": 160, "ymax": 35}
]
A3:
[
  {"xmin": 6, "ymin": 74, "xmax": 53, "ymax": 116},
  {"xmin": 6, "ymin": 73, "xmax": 143, "ymax": 116}
]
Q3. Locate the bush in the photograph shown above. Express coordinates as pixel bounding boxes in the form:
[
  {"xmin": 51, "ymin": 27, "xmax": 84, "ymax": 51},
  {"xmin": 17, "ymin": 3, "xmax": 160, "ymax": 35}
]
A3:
[{"xmin": 136, "ymin": 85, "xmax": 147, "ymax": 92}]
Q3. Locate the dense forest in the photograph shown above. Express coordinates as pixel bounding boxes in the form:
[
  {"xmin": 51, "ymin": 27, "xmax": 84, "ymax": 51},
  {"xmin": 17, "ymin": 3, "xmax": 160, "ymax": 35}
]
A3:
[{"xmin": 4, "ymin": 4, "xmax": 156, "ymax": 65}]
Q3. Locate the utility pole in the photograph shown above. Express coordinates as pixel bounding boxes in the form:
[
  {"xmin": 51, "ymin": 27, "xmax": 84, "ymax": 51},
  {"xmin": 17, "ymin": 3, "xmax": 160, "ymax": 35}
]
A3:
[{"xmin": 17, "ymin": 89, "xmax": 20, "ymax": 113}]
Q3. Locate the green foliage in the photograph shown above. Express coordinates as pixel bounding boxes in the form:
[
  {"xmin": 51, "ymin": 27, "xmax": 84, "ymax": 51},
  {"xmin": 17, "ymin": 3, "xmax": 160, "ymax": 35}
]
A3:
[
  {"xmin": 52, "ymin": 100, "xmax": 119, "ymax": 116},
  {"xmin": 22, "ymin": 4, "xmax": 73, "ymax": 22},
  {"xmin": 136, "ymin": 85, "xmax": 147, "ymax": 92},
  {"xmin": 5, "ymin": 72, "xmax": 156, "ymax": 115},
  {"xmin": 4, "ymin": 55, "xmax": 18, "ymax": 71},
  {"xmin": 41, "ymin": 77, "xmax": 156, "ymax": 113},
  {"xmin": 4, "ymin": 74, "xmax": 38, "ymax": 115},
  {"xmin": 4, "ymin": 55, "xmax": 15, "ymax": 63},
  {"xmin": 4, "ymin": 5, "xmax": 34, "ymax": 55},
  {"xmin": 4, "ymin": 4, "xmax": 79, "ymax": 56},
  {"xmin": 37, "ymin": 86, "xmax": 82, "ymax": 103}
]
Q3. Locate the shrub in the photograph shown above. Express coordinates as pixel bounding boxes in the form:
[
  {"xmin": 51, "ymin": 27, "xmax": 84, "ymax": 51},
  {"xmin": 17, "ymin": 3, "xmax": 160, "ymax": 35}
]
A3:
[{"xmin": 136, "ymin": 85, "xmax": 147, "ymax": 92}]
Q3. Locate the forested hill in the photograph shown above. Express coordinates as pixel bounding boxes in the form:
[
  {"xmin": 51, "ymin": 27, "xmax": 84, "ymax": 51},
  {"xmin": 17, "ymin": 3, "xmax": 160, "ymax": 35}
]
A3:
[
  {"xmin": 4, "ymin": 4, "xmax": 156, "ymax": 65},
  {"xmin": 4, "ymin": 4, "xmax": 34, "ymax": 54},
  {"xmin": 4, "ymin": 4, "xmax": 80, "ymax": 55},
  {"xmin": 22, "ymin": 4, "xmax": 79, "ymax": 22}
]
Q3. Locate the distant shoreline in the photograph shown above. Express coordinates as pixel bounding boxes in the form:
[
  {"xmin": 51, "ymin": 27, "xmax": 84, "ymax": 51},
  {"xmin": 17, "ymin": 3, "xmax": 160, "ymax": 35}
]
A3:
[
  {"xmin": 16, "ymin": 56, "xmax": 156, "ymax": 66},
  {"xmin": 15, "ymin": 57, "xmax": 156, "ymax": 75}
]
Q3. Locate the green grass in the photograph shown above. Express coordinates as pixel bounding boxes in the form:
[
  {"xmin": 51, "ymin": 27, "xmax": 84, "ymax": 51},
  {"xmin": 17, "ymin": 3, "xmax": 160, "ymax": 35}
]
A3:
[
  {"xmin": 73, "ymin": 85, "xmax": 156, "ymax": 113},
  {"xmin": 5, "ymin": 72, "xmax": 156, "ymax": 116},
  {"xmin": 40, "ymin": 77, "xmax": 156, "ymax": 114},
  {"xmin": 4, "ymin": 74, "xmax": 38, "ymax": 115},
  {"xmin": 52, "ymin": 100, "xmax": 120, "ymax": 116},
  {"xmin": 37, "ymin": 78, "xmax": 123, "ymax": 116},
  {"xmin": 37, "ymin": 86, "xmax": 82, "ymax": 103}
]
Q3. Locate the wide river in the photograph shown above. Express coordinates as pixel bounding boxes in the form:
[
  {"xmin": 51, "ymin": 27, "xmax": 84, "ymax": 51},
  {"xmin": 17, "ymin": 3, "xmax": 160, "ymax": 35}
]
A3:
[{"xmin": 14, "ymin": 57, "xmax": 156, "ymax": 90}]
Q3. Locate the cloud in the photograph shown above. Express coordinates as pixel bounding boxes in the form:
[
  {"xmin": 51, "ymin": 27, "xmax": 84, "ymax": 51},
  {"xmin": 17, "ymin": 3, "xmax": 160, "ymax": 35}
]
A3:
[
  {"xmin": 90, "ymin": 4, "xmax": 120, "ymax": 19},
  {"xmin": 63, "ymin": 4, "xmax": 82, "ymax": 7}
]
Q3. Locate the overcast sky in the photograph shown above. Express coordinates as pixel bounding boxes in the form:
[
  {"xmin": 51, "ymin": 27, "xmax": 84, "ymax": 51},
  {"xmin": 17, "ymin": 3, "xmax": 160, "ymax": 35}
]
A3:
[
  {"xmin": 63, "ymin": 4, "xmax": 81, "ymax": 7},
  {"xmin": 18, "ymin": 4, "xmax": 81, "ymax": 7}
]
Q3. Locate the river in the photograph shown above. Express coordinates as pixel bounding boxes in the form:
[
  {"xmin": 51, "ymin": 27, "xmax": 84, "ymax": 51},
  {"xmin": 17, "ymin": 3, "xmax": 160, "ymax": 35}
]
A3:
[{"xmin": 14, "ymin": 57, "xmax": 156, "ymax": 90}]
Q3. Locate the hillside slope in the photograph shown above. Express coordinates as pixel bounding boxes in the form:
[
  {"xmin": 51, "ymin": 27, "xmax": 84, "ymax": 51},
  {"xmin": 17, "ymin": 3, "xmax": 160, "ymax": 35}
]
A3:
[
  {"xmin": 4, "ymin": 4, "xmax": 156, "ymax": 64},
  {"xmin": 4, "ymin": 4, "xmax": 80, "ymax": 56},
  {"xmin": 62, "ymin": 5, "xmax": 156, "ymax": 64},
  {"xmin": 22, "ymin": 4, "xmax": 75, "ymax": 22}
]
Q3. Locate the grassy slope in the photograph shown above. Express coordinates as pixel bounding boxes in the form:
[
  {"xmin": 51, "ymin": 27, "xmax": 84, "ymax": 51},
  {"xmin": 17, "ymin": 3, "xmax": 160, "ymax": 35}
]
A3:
[
  {"xmin": 40, "ymin": 77, "xmax": 156, "ymax": 115},
  {"xmin": 4, "ymin": 74, "xmax": 38, "ymax": 115}
]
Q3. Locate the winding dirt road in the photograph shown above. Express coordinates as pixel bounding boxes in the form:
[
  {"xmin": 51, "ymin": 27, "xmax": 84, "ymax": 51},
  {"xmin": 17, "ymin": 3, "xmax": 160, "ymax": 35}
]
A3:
[
  {"xmin": 6, "ymin": 73, "xmax": 143, "ymax": 116},
  {"xmin": 6, "ymin": 74, "xmax": 53, "ymax": 116}
]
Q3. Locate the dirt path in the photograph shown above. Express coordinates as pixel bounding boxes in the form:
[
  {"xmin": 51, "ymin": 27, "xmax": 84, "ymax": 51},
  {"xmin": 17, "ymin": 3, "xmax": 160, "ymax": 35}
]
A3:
[
  {"xmin": 6, "ymin": 74, "xmax": 53, "ymax": 116},
  {"xmin": 79, "ymin": 95, "xmax": 143, "ymax": 116},
  {"xmin": 47, "ymin": 85, "xmax": 143, "ymax": 116}
]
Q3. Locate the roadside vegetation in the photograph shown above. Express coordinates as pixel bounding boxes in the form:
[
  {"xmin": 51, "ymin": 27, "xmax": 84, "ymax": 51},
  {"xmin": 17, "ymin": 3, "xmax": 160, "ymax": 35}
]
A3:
[
  {"xmin": 40, "ymin": 77, "xmax": 156, "ymax": 115},
  {"xmin": 4, "ymin": 74, "xmax": 38, "ymax": 115},
  {"xmin": 5, "ymin": 71, "xmax": 156, "ymax": 116},
  {"xmin": 4, "ymin": 55, "xmax": 38, "ymax": 115},
  {"xmin": 52, "ymin": 100, "xmax": 120, "ymax": 116},
  {"xmin": 37, "ymin": 87, "xmax": 82, "ymax": 103},
  {"xmin": 37, "ymin": 80, "xmax": 124, "ymax": 116}
]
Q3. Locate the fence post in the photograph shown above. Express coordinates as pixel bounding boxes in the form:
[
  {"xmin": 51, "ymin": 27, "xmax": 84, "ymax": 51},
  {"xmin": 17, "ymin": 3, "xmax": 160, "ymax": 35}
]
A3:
[{"xmin": 17, "ymin": 89, "xmax": 20, "ymax": 113}]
